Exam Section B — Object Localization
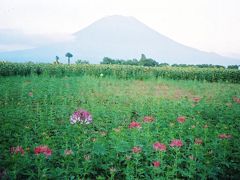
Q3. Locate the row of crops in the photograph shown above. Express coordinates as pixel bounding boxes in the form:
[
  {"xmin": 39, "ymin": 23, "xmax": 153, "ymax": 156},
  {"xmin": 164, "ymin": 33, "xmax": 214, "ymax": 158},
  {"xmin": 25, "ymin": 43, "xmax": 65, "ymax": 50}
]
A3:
[{"xmin": 0, "ymin": 61, "xmax": 240, "ymax": 83}]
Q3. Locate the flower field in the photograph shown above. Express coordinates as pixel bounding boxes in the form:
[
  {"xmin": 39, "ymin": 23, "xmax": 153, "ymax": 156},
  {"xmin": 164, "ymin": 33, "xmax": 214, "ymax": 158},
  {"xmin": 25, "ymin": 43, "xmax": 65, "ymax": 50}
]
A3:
[{"xmin": 0, "ymin": 74, "xmax": 240, "ymax": 179}]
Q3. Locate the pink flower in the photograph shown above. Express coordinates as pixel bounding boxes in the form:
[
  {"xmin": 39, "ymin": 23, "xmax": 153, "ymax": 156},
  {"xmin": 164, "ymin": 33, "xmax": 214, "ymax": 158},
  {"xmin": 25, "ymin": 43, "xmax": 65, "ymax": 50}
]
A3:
[
  {"xmin": 10, "ymin": 146, "xmax": 24, "ymax": 155},
  {"xmin": 129, "ymin": 121, "xmax": 141, "ymax": 128},
  {"xmin": 194, "ymin": 138, "xmax": 203, "ymax": 145},
  {"xmin": 170, "ymin": 139, "xmax": 183, "ymax": 147},
  {"xmin": 34, "ymin": 145, "xmax": 52, "ymax": 157},
  {"xmin": 143, "ymin": 116, "xmax": 154, "ymax": 122},
  {"xmin": 192, "ymin": 97, "xmax": 201, "ymax": 103},
  {"xmin": 152, "ymin": 161, "xmax": 160, "ymax": 167},
  {"xmin": 218, "ymin": 134, "xmax": 232, "ymax": 139},
  {"xmin": 70, "ymin": 109, "xmax": 92, "ymax": 124},
  {"xmin": 177, "ymin": 116, "xmax": 186, "ymax": 123},
  {"xmin": 153, "ymin": 142, "xmax": 166, "ymax": 151},
  {"xmin": 132, "ymin": 146, "xmax": 142, "ymax": 153}
]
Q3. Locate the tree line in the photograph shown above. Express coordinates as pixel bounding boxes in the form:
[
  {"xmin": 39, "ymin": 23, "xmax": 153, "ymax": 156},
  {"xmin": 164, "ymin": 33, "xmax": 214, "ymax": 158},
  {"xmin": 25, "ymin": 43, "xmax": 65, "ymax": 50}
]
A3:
[
  {"xmin": 100, "ymin": 54, "xmax": 239, "ymax": 69},
  {"xmin": 53, "ymin": 52, "xmax": 239, "ymax": 69}
]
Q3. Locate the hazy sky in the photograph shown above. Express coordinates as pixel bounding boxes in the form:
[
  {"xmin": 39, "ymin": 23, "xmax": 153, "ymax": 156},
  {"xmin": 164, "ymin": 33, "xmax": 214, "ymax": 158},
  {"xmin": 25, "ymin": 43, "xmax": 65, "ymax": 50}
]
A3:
[{"xmin": 1, "ymin": 0, "xmax": 240, "ymax": 56}]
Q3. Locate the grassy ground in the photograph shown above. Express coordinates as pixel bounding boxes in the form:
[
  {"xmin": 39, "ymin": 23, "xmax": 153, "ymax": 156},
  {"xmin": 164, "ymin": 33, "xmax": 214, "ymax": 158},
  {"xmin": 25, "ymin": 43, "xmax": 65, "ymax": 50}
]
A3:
[{"xmin": 0, "ymin": 75, "xmax": 240, "ymax": 179}]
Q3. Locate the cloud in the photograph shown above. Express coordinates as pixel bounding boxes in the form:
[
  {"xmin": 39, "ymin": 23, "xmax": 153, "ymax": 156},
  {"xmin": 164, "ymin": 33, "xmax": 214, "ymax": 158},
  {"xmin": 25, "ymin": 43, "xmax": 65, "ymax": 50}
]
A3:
[{"xmin": 0, "ymin": 29, "xmax": 75, "ymax": 52}]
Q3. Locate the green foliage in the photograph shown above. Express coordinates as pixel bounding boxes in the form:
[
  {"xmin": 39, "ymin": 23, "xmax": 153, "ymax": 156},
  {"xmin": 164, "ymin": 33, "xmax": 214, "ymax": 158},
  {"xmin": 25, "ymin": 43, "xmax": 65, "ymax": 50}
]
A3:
[
  {"xmin": 159, "ymin": 63, "xmax": 169, "ymax": 67},
  {"xmin": 101, "ymin": 57, "xmax": 139, "ymax": 65},
  {"xmin": 227, "ymin": 65, "xmax": 239, "ymax": 69},
  {"xmin": 100, "ymin": 56, "xmax": 230, "ymax": 69},
  {"xmin": 139, "ymin": 58, "xmax": 159, "ymax": 67},
  {"xmin": 138, "ymin": 54, "xmax": 158, "ymax": 66},
  {"xmin": 101, "ymin": 54, "xmax": 159, "ymax": 67}
]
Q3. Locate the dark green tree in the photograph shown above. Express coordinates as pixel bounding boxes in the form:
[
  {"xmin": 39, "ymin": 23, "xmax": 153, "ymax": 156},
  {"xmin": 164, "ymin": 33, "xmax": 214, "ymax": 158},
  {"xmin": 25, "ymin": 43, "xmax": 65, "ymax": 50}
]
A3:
[
  {"xmin": 140, "ymin": 54, "xmax": 147, "ymax": 61},
  {"xmin": 227, "ymin": 65, "xmax": 239, "ymax": 69},
  {"xmin": 76, "ymin": 59, "xmax": 89, "ymax": 64},
  {"xmin": 139, "ymin": 54, "xmax": 159, "ymax": 67},
  {"xmin": 159, "ymin": 63, "xmax": 169, "ymax": 67},
  {"xmin": 55, "ymin": 56, "xmax": 60, "ymax": 64},
  {"xmin": 65, "ymin": 52, "xmax": 73, "ymax": 65},
  {"xmin": 101, "ymin": 57, "xmax": 114, "ymax": 64}
]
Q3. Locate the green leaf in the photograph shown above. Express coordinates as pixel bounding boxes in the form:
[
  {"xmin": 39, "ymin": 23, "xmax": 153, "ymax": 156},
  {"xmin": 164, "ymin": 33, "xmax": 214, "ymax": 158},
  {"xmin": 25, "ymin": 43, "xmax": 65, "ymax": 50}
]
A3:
[{"xmin": 93, "ymin": 143, "xmax": 107, "ymax": 155}]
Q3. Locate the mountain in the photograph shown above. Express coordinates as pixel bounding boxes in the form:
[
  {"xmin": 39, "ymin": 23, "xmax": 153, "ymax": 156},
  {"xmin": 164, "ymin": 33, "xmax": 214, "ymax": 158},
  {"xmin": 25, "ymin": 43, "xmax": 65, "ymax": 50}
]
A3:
[{"xmin": 0, "ymin": 15, "xmax": 239, "ymax": 65}]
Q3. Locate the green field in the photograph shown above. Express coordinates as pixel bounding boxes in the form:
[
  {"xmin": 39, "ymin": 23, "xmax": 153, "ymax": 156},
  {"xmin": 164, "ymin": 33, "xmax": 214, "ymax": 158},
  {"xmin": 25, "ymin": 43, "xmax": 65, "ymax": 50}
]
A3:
[{"xmin": 1, "ymin": 75, "xmax": 240, "ymax": 179}]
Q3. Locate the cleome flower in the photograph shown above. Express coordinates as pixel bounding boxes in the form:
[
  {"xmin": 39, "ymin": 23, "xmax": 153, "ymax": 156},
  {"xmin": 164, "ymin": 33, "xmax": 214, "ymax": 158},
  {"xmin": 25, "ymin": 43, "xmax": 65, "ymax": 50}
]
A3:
[
  {"xmin": 129, "ymin": 121, "xmax": 141, "ymax": 128},
  {"xmin": 153, "ymin": 142, "xmax": 167, "ymax": 151},
  {"xmin": 132, "ymin": 146, "xmax": 142, "ymax": 153},
  {"xmin": 70, "ymin": 109, "xmax": 92, "ymax": 124},
  {"xmin": 177, "ymin": 116, "xmax": 186, "ymax": 123},
  {"xmin": 233, "ymin": 96, "xmax": 240, "ymax": 104},
  {"xmin": 192, "ymin": 97, "xmax": 201, "ymax": 103},
  {"xmin": 152, "ymin": 161, "xmax": 160, "ymax": 167},
  {"xmin": 10, "ymin": 146, "xmax": 24, "ymax": 155},
  {"xmin": 34, "ymin": 145, "xmax": 52, "ymax": 157},
  {"xmin": 64, "ymin": 149, "xmax": 74, "ymax": 156},
  {"xmin": 170, "ymin": 139, "xmax": 183, "ymax": 147},
  {"xmin": 194, "ymin": 138, "xmax": 203, "ymax": 145},
  {"xmin": 218, "ymin": 134, "xmax": 232, "ymax": 139},
  {"xmin": 143, "ymin": 116, "xmax": 154, "ymax": 123}
]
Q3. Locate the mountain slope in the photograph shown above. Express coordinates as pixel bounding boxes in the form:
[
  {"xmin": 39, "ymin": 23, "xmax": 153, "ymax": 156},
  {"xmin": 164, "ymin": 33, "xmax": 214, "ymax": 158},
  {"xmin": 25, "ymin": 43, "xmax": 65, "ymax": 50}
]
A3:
[{"xmin": 0, "ymin": 15, "xmax": 239, "ymax": 65}]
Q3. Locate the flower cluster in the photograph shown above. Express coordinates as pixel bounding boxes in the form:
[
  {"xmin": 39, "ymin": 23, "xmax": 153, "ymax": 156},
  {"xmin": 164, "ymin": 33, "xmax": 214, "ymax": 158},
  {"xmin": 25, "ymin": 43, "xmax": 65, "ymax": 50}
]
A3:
[
  {"xmin": 143, "ymin": 116, "xmax": 154, "ymax": 122},
  {"xmin": 177, "ymin": 116, "xmax": 186, "ymax": 123},
  {"xmin": 152, "ymin": 161, "xmax": 160, "ymax": 167},
  {"xmin": 64, "ymin": 149, "xmax": 74, "ymax": 156},
  {"xmin": 192, "ymin": 97, "xmax": 201, "ymax": 103},
  {"xmin": 34, "ymin": 145, "xmax": 52, "ymax": 157},
  {"xmin": 218, "ymin": 134, "xmax": 232, "ymax": 139},
  {"xmin": 170, "ymin": 139, "xmax": 183, "ymax": 147},
  {"xmin": 70, "ymin": 109, "xmax": 93, "ymax": 124},
  {"xmin": 129, "ymin": 121, "xmax": 141, "ymax": 128},
  {"xmin": 153, "ymin": 142, "xmax": 167, "ymax": 151},
  {"xmin": 194, "ymin": 138, "xmax": 203, "ymax": 145},
  {"xmin": 132, "ymin": 146, "xmax": 142, "ymax": 153},
  {"xmin": 233, "ymin": 96, "xmax": 240, "ymax": 104},
  {"xmin": 10, "ymin": 146, "xmax": 24, "ymax": 155}
]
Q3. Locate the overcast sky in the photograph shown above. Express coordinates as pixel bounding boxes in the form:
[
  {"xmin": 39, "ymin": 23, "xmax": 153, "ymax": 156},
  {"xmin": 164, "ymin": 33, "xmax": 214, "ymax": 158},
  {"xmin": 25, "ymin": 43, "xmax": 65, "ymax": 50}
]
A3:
[{"xmin": 0, "ymin": 0, "xmax": 240, "ymax": 56}]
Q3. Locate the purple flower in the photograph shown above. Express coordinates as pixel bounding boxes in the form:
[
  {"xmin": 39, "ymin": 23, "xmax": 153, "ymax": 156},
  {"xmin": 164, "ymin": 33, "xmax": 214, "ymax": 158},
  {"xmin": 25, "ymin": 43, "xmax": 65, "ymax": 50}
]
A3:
[{"xmin": 70, "ymin": 109, "xmax": 92, "ymax": 124}]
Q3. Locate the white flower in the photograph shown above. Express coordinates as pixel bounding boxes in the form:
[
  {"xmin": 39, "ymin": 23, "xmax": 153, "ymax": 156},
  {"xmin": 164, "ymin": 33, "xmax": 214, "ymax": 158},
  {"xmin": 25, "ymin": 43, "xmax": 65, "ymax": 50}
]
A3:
[{"xmin": 70, "ymin": 109, "xmax": 93, "ymax": 124}]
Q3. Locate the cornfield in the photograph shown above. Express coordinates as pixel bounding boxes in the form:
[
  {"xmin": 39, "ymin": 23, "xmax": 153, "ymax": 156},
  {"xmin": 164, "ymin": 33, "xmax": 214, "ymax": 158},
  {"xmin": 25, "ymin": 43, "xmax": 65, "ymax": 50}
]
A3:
[{"xmin": 0, "ymin": 62, "xmax": 240, "ymax": 83}]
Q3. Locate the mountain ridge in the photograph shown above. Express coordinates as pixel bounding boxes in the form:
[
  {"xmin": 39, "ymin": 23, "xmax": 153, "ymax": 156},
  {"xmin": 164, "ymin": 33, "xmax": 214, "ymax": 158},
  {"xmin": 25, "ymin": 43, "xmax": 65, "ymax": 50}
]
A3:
[{"xmin": 0, "ymin": 15, "xmax": 239, "ymax": 65}]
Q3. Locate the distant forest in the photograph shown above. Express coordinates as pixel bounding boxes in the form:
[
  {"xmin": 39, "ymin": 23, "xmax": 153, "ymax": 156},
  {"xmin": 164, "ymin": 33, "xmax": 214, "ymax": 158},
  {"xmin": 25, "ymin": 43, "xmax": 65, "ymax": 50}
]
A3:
[
  {"xmin": 52, "ymin": 53, "xmax": 239, "ymax": 69},
  {"xmin": 99, "ymin": 54, "xmax": 239, "ymax": 69}
]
